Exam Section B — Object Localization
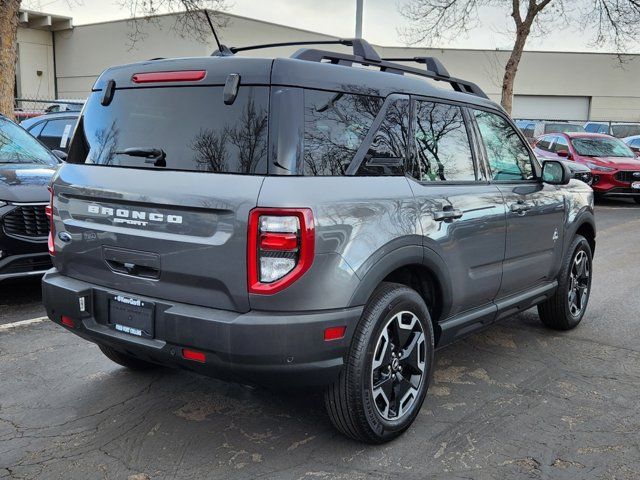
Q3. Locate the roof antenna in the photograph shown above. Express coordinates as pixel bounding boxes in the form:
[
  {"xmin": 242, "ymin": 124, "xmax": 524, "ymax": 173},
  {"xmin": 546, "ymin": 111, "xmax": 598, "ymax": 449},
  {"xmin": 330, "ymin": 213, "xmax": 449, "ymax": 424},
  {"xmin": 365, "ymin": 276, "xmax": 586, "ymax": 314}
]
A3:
[{"xmin": 204, "ymin": 10, "xmax": 233, "ymax": 56}]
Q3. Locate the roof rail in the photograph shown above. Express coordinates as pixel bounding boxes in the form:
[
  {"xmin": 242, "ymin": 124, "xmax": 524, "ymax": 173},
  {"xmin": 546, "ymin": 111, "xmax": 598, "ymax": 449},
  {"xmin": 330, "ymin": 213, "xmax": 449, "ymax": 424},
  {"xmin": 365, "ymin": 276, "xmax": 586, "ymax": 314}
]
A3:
[{"xmin": 214, "ymin": 38, "xmax": 487, "ymax": 99}]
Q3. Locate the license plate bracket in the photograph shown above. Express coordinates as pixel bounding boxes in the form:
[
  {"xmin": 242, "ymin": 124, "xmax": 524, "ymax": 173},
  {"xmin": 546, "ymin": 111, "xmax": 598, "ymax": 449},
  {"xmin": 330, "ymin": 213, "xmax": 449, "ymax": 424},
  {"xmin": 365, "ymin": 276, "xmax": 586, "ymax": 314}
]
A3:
[{"xmin": 108, "ymin": 295, "xmax": 154, "ymax": 338}]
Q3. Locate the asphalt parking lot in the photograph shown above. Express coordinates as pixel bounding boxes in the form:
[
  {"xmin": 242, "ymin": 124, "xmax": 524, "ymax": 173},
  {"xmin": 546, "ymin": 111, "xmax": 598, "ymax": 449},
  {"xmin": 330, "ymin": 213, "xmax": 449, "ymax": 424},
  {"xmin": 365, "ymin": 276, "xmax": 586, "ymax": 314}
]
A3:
[{"xmin": 1, "ymin": 198, "xmax": 640, "ymax": 480}]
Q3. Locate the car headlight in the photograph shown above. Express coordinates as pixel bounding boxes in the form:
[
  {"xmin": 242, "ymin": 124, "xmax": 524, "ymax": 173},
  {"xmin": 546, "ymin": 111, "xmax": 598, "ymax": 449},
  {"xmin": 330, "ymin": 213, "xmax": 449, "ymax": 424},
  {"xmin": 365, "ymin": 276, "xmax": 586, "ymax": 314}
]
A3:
[{"xmin": 585, "ymin": 162, "xmax": 615, "ymax": 172}]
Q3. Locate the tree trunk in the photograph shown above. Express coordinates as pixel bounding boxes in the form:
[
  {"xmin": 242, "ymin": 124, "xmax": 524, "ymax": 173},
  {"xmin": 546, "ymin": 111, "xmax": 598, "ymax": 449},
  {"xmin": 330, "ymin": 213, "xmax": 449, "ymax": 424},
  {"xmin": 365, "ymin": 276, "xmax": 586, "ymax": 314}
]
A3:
[
  {"xmin": 0, "ymin": 0, "xmax": 21, "ymax": 119},
  {"xmin": 500, "ymin": 25, "xmax": 530, "ymax": 115}
]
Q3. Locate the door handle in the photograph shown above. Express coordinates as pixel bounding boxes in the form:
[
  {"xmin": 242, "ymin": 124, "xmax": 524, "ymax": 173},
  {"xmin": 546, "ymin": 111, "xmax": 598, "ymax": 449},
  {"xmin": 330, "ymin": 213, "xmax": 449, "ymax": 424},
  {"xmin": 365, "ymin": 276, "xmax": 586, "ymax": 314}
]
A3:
[
  {"xmin": 510, "ymin": 201, "xmax": 533, "ymax": 214},
  {"xmin": 433, "ymin": 206, "xmax": 463, "ymax": 222}
]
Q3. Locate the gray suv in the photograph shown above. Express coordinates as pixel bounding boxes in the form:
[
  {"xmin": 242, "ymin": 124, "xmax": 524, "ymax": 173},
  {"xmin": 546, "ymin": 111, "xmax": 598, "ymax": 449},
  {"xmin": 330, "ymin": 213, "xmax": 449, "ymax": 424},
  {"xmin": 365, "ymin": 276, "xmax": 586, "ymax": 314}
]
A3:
[{"xmin": 42, "ymin": 39, "xmax": 596, "ymax": 443}]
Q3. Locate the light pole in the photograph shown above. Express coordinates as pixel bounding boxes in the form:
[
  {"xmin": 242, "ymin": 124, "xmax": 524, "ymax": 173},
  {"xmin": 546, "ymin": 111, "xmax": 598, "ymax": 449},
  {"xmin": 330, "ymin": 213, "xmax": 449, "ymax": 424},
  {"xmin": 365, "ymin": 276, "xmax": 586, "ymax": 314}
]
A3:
[{"xmin": 355, "ymin": 0, "xmax": 363, "ymax": 38}]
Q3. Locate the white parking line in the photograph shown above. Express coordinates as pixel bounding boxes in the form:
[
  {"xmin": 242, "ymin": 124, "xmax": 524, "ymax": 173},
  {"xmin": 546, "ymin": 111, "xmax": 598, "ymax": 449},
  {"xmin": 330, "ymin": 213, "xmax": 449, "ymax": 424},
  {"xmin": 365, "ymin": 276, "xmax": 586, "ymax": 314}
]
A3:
[{"xmin": 0, "ymin": 316, "xmax": 48, "ymax": 332}]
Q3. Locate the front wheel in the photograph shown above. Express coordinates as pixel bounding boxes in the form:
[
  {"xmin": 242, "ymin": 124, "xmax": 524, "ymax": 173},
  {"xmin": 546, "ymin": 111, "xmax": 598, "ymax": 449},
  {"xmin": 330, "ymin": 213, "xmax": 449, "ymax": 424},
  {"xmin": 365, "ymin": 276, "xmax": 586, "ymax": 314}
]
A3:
[
  {"xmin": 324, "ymin": 282, "xmax": 434, "ymax": 443},
  {"xmin": 538, "ymin": 235, "xmax": 593, "ymax": 330}
]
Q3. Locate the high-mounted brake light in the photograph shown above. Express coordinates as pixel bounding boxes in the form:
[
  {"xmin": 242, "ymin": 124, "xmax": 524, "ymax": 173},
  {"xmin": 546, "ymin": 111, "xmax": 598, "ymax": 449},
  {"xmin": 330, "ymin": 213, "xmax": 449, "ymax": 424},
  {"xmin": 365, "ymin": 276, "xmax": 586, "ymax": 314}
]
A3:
[
  {"xmin": 131, "ymin": 70, "xmax": 206, "ymax": 84},
  {"xmin": 248, "ymin": 208, "xmax": 314, "ymax": 294},
  {"xmin": 46, "ymin": 186, "xmax": 55, "ymax": 256}
]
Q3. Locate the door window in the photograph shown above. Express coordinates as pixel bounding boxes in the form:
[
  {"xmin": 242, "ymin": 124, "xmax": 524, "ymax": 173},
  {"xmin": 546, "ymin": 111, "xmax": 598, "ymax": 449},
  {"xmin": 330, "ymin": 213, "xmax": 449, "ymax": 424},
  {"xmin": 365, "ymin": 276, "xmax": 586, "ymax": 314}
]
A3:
[
  {"xmin": 535, "ymin": 136, "xmax": 553, "ymax": 152},
  {"xmin": 552, "ymin": 136, "xmax": 569, "ymax": 153},
  {"xmin": 412, "ymin": 101, "xmax": 476, "ymax": 182},
  {"xmin": 474, "ymin": 110, "xmax": 534, "ymax": 181}
]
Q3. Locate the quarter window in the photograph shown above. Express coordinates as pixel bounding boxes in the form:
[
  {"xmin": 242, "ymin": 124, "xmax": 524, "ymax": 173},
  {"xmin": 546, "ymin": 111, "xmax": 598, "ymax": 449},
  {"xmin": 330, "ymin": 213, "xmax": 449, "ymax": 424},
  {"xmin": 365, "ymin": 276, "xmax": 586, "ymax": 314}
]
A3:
[
  {"xmin": 303, "ymin": 90, "xmax": 382, "ymax": 176},
  {"xmin": 536, "ymin": 137, "xmax": 553, "ymax": 152},
  {"xmin": 474, "ymin": 110, "xmax": 534, "ymax": 181},
  {"xmin": 356, "ymin": 98, "xmax": 410, "ymax": 176},
  {"xmin": 412, "ymin": 101, "xmax": 476, "ymax": 182}
]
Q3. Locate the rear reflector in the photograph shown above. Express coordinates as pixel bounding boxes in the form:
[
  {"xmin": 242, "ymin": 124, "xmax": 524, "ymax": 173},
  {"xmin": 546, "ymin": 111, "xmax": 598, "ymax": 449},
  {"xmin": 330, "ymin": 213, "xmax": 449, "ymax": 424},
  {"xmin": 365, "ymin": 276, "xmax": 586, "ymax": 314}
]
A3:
[
  {"xmin": 324, "ymin": 326, "xmax": 346, "ymax": 341},
  {"xmin": 182, "ymin": 348, "xmax": 206, "ymax": 363},
  {"xmin": 132, "ymin": 70, "xmax": 206, "ymax": 83},
  {"xmin": 61, "ymin": 315, "xmax": 75, "ymax": 328},
  {"xmin": 46, "ymin": 187, "xmax": 55, "ymax": 256}
]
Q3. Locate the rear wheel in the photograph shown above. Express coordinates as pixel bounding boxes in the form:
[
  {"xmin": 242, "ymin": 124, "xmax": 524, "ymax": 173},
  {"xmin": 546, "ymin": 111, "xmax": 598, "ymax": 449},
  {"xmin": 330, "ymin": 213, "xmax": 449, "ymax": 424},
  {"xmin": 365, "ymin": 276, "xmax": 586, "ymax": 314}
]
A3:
[
  {"xmin": 538, "ymin": 235, "xmax": 592, "ymax": 330},
  {"xmin": 324, "ymin": 282, "xmax": 434, "ymax": 443},
  {"xmin": 98, "ymin": 344, "xmax": 159, "ymax": 370}
]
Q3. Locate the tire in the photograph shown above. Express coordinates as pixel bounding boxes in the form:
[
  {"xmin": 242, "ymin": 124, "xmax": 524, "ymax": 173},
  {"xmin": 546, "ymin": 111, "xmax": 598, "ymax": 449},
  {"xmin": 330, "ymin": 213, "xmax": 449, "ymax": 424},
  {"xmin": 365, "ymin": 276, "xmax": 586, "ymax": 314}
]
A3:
[
  {"xmin": 98, "ymin": 344, "xmax": 159, "ymax": 370},
  {"xmin": 324, "ymin": 282, "xmax": 434, "ymax": 443},
  {"xmin": 538, "ymin": 234, "xmax": 593, "ymax": 330}
]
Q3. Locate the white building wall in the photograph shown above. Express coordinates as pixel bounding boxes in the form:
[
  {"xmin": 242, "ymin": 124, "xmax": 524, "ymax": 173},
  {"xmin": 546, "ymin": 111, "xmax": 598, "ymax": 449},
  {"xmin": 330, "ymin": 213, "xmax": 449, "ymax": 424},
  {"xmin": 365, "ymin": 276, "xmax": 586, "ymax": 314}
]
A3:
[
  {"xmin": 53, "ymin": 11, "xmax": 640, "ymax": 121},
  {"xmin": 16, "ymin": 27, "xmax": 56, "ymax": 100}
]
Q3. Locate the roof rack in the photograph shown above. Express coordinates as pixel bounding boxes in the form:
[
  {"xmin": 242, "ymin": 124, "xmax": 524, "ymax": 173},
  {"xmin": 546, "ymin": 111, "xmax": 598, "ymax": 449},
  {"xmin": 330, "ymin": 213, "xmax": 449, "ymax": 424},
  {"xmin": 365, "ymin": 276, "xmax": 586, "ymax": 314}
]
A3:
[{"xmin": 213, "ymin": 38, "xmax": 487, "ymax": 99}]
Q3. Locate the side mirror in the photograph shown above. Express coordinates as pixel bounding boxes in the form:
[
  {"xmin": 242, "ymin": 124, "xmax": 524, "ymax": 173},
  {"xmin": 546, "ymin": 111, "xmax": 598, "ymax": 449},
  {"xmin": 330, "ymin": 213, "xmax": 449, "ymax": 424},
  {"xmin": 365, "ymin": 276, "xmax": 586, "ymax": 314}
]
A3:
[
  {"xmin": 542, "ymin": 160, "xmax": 571, "ymax": 185},
  {"xmin": 556, "ymin": 150, "xmax": 572, "ymax": 159},
  {"xmin": 52, "ymin": 149, "xmax": 68, "ymax": 161}
]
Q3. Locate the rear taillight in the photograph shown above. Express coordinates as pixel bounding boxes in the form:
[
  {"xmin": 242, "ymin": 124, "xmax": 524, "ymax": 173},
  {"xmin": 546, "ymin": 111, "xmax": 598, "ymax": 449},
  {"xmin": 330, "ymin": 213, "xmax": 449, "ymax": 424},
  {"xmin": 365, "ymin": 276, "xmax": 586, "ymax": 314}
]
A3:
[
  {"xmin": 46, "ymin": 186, "xmax": 55, "ymax": 256},
  {"xmin": 248, "ymin": 208, "xmax": 314, "ymax": 294}
]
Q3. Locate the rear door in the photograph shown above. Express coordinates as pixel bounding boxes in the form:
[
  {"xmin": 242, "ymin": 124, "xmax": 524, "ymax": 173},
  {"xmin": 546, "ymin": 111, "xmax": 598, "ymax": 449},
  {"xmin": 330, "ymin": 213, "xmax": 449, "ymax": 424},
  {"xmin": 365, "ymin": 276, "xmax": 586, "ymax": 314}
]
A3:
[
  {"xmin": 471, "ymin": 108, "xmax": 565, "ymax": 298},
  {"xmin": 52, "ymin": 64, "xmax": 271, "ymax": 313},
  {"xmin": 408, "ymin": 99, "xmax": 506, "ymax": 317}
]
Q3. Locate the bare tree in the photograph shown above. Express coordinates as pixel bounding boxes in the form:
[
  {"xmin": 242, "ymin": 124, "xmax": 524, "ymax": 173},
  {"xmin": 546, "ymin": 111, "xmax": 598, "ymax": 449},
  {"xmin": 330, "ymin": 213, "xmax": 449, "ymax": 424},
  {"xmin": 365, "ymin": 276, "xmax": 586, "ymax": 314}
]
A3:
[
  {"xmin": 399, "ymin": 0, "xmax": 640, "ymax": 114},
  {"xmin": 0, "ymin": 0, "xmax": 226, "ymax": 118}
]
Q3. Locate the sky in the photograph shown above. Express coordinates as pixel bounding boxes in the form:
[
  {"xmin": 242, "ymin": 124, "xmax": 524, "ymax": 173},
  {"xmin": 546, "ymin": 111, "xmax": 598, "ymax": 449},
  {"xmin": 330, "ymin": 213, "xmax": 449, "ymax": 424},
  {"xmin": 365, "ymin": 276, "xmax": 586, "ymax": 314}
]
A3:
[{"xmin": 22, "ymin": 0, "xmax": 624, "ymax": 53}]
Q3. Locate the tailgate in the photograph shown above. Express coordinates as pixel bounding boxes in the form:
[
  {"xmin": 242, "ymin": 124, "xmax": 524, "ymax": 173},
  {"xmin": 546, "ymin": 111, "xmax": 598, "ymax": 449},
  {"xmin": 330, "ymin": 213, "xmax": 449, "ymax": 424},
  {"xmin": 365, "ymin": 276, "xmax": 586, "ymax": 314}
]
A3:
[{"xmin": 51, "ymin": 165, "xmax": 263, "ymax": 312}]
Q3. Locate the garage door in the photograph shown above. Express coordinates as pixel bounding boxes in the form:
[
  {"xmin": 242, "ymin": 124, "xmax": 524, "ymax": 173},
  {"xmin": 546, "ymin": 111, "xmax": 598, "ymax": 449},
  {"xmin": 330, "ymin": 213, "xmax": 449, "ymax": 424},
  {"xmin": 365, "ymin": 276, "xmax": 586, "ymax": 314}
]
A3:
[{"xmin": 512, "ymin": 95, "xmax": 590, "ymax": 121}]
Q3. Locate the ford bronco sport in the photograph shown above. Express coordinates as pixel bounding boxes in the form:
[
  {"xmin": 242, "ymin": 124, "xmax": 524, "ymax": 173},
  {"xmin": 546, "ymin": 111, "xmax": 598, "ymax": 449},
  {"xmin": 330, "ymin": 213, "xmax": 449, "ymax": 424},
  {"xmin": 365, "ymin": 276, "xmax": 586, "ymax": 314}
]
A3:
[{"xmin": 42, "ymin": 39, "xmax": 596, "ymax": 443}]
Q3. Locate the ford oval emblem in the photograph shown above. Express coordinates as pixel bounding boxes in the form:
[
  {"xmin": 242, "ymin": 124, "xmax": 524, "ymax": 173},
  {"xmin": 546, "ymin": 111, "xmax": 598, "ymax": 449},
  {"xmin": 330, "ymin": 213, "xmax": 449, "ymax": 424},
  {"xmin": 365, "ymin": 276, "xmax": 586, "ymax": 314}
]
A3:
[{"xmin": 58, "ymin": 231, "xmax": 72, "ymax": 242}]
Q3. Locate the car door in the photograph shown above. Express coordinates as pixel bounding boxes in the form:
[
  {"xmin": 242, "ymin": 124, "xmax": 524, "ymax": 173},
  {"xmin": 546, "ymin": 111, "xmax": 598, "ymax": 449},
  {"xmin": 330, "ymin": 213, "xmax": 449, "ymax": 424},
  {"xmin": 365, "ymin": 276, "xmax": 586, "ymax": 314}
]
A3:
[
  {"xmin": 472, "ymin": 108, "xmax": 566, "ymax": 298},
  {"xmin": 407, "ymin": 99, "xmax": 506, "ymax": 317}
]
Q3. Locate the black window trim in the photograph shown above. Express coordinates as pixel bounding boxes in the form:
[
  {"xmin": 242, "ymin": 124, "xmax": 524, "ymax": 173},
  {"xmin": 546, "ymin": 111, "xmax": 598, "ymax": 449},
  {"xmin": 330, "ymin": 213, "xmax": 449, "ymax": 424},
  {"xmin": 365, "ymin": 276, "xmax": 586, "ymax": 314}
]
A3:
[
  {"xmin": 468, "ymin": 105, "xmax": 541, "ymax": 185},
  {"xmin": 408, "ymin": 95, "xmax": 487, "ymax": 186}
]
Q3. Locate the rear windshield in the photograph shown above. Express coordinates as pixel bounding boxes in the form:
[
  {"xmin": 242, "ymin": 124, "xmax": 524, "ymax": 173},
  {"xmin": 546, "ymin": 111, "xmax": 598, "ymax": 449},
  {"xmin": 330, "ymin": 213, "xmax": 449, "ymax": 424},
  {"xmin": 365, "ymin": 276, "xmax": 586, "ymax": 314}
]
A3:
[
  {"xmin": 68, "ymin": 86, "xmax": 269, "ymax": 174},
  {"xmin": 544, "ymin": 123, "xmax": 585, "ymax": 134},
  {"xmin": 611, "ymin": 124, "xmax": 640, "ymax": 138},
  {"xmin": 0, "ymin": 117, "xmax": 58, "ymax": 165}
]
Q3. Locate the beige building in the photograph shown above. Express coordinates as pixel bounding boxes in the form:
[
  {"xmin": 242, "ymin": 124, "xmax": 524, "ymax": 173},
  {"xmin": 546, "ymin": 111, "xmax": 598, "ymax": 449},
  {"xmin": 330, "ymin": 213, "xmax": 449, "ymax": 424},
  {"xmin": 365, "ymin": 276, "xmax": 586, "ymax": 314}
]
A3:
[{"xmin": 16, "ymin": 9, "xmax": 640, "ymax": 121}]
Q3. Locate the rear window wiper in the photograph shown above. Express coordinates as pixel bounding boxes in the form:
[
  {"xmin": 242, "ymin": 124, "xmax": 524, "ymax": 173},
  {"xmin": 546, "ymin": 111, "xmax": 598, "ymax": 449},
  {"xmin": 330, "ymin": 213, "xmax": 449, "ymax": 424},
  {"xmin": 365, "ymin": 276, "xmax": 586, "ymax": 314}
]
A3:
[{"xmin": 114, "ymin": 147, "xmax": 166, "ymax": 167}]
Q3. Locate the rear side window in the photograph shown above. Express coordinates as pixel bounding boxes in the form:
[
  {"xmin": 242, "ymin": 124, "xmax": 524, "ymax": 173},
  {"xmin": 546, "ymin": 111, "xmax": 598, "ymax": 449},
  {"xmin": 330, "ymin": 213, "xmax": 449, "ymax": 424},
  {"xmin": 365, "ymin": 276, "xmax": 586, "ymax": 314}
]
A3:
[
  {"xmin": 474, "ymin": 110, "xmax": 534, "ymax": 181},
  {"xmin": 356, "ymin": 98, "xmax": 410, "ymax": 176},
  {"xmin": 68, "ymin": 86, "xmax": 269, "ymax": 174},
  {"xmin": 412, "ymin": 101, "xmax": 475, "ymax": 182},
  {"xmin": 303, "ymin": 90, "xmax": 382, "ymax": 176}
]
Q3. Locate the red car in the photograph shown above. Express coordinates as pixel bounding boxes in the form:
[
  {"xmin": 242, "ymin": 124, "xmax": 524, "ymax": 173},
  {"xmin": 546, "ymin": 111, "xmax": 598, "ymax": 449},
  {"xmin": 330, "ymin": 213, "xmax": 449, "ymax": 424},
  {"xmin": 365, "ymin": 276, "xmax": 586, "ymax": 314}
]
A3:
[{"xmin": 533, "ymin": 132, "xmax": 640, "ymax": 204}]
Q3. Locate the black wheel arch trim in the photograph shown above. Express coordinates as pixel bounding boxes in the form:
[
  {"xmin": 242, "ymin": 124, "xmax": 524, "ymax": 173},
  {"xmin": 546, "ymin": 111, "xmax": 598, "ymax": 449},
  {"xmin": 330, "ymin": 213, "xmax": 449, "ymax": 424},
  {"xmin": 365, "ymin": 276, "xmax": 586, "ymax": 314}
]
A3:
[{"xmin": 347, "ymin": 244, "xmax": 453, "ymax": 321}]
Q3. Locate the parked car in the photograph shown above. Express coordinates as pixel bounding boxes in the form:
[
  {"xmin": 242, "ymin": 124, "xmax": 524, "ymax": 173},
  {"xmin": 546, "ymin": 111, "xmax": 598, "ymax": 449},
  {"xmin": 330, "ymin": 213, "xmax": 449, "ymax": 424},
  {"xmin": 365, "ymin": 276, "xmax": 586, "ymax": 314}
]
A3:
[
  {"xmin": 584, "ymin": 122, "xmax": 640, "ymax": 138},
  {"xmin": 622, "ymin": 135, "xmax": 640, "ymax": 154},
  {"xmin": 43, "ymin": 100, "xmax": 84, "ymax": 114},
  {"xmin": 42, "ymin": 39, "xmax": 596, "ymax": 443},
  {"xmin": 533, "ymin": 132, "xmax": 640, "ymax": 203},
  {"xmin": 516, "ymin": 120, "xmax": 584, "ymax": 144},
  {"xmin": 21, "ymin": 111, "xmax": 80, "ymax": 154},
  {"xmin": 14, "ymin": 100, "xmax": 83, "ymax": 123},
  {"xmin": 0, "ymin": 115, "xmax": 60, "ymax": 282}
]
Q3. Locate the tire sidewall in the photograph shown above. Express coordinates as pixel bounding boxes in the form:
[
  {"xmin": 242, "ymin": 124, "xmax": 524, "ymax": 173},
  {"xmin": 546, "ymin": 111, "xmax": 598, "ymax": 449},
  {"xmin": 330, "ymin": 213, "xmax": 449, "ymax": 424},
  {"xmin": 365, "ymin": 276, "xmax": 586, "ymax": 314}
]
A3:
[
  {"xmin": 561, "ymin": 236, "xmax": 593, "ymax": 327},
  {"xmin": 359, "ymin": 289, "xmax": 434, "ymax": 437}
]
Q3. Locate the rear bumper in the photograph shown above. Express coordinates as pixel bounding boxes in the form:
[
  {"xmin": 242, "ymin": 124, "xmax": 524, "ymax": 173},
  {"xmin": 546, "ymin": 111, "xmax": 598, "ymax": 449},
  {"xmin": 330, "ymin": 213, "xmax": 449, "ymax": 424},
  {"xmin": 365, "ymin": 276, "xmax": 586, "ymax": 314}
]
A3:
[{"xmin": 42, "ymin": 269, "xmax": 363, "ymax": 387}]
